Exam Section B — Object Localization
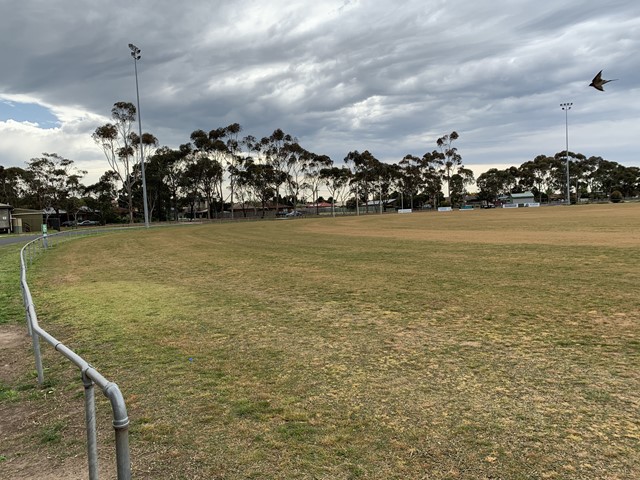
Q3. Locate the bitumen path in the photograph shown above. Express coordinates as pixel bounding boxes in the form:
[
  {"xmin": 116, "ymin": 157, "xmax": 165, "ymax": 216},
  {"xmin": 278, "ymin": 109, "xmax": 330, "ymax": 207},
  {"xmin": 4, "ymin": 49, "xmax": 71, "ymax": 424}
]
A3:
[{"xmin": 0, "ymin": 235, "xmax": 40, "ymax": 247}]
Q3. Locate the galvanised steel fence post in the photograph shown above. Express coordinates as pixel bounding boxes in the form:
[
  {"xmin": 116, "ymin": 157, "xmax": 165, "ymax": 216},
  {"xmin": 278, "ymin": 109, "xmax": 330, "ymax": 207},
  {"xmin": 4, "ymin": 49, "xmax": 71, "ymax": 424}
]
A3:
[
  {"xmin": 82, "ymin": 369, "xmax": 99, "ymax": 480},
  {"xmin": 27, "ymin": 303, "xmax": 45, "ymax": 385},
  {"xmin": 106, "ymin": 384, "xmax": 132, "ymax": 480},
  {"xmin": 22, "ymin": 283, "xmax": 32, "ymax": 336}
]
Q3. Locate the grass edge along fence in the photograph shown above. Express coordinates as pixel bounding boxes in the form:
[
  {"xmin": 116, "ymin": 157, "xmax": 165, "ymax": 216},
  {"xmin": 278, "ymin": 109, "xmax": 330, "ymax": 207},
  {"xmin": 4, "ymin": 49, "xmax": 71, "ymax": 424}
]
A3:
[{"xmin": 19, "ymin": 228, "xmax": 136, "ymax": 480}]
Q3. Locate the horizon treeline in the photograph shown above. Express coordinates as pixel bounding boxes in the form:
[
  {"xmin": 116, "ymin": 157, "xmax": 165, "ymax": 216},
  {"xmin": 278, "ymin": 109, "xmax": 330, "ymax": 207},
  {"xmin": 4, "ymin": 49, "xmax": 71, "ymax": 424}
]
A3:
[{"xmin": 1, "ymin": 102, "xmax": 638, "ymax": 222}]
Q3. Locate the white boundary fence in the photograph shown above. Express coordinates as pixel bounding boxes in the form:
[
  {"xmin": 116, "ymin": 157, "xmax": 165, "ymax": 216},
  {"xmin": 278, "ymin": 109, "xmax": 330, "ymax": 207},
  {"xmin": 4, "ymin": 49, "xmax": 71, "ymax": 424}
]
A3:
[{"xmin": 19, "ymin": 228, "xmax": 139, "ymax": 480}]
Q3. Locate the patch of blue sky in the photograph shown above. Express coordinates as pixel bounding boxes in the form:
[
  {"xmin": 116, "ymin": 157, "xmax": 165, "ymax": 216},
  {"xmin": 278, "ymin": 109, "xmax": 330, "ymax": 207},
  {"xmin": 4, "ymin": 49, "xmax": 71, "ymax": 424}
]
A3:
[{"xmin": 0, "ymin": 100, "xmax": 60, "ymax": 128}]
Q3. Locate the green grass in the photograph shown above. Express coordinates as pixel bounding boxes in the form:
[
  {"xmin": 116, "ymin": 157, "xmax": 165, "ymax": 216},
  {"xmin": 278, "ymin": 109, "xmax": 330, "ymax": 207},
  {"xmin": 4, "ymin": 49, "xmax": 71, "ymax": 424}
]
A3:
[
  {"xmin": 0, "ymin": 381, "xmax": 19, "ymax": 401},
  {"xmin": 39, "ymin": 420, "xmax": 67, "ymax": 444},
  {"xmin": 0, "ymin": 244, "xmax": 24, "ymax": 325},
  {"xmin": 8, "ymin": 204, "xmax": 640, "ymax": 478}
]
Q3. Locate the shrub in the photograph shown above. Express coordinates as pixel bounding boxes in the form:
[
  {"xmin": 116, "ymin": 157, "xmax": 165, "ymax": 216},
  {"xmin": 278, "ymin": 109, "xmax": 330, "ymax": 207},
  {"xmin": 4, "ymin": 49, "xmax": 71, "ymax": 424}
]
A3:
[{"xmin": 610, "ymin": 190, "xmax": 623, "ymax": 203}]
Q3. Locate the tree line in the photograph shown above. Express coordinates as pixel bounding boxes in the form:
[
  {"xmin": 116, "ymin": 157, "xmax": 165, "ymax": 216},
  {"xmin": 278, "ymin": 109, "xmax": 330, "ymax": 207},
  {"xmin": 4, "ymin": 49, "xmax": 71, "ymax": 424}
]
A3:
[
  {"xmin": 1, "ymin": 101, "xmax": 638, "ymax": 223},
  {"xmin": 477, "ymin": 153, "xmax": 640, "ymax": 204}
]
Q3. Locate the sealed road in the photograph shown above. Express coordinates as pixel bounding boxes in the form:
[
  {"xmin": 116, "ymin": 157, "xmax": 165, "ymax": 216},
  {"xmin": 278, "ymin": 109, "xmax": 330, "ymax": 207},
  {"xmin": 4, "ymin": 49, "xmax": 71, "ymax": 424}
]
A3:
[{"xmin": 0, "ymin": 235, "xmax": 40, "ymax": 247}]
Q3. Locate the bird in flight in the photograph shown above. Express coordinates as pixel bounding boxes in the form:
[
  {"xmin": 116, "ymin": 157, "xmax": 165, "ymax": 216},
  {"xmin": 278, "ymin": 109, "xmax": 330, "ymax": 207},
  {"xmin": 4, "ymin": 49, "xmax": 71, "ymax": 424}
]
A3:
[{"xmin": 589, "ymin": 70, "xmax": 617, "ymax": 91}]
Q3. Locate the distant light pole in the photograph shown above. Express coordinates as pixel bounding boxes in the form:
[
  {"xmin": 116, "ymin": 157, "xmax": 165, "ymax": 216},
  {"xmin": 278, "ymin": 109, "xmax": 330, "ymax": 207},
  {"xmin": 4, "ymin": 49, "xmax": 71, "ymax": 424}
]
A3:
[
  {"xmin": 129, "ymin": 43, "xmax": 150, "ymax": 227},
  {"xmin": 560, "ymin": 102, "xmax": 572, "ymax": 205}
]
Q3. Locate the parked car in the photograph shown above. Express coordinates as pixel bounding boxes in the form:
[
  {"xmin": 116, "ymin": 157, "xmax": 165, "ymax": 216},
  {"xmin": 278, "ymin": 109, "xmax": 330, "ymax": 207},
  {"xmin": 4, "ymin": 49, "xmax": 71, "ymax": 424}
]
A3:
[
  {"xmin": 286, "ymin": 210, "xmax": 303, "ymax": 217},
  {"xmin": 77, "ymin": 220, "xmax": 100, "ymax": 226},
  {"xmin": 61, "ymin": 220, "xmax": 77, "ymax": 227}
]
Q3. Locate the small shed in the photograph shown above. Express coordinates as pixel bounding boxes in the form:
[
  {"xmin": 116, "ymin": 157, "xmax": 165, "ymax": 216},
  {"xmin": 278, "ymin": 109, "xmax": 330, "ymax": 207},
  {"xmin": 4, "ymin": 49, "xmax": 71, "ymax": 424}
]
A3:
[
  {"xmin": 509, "ymin": 192, "xmax": 535, "ymax": 205},
  {"xmin": 0, "ymin": 203, "xmax": 12, "ymax": 233},
  {"xmin": 11, "ymin": 208, "xmax": 44, "ymax": 233}
]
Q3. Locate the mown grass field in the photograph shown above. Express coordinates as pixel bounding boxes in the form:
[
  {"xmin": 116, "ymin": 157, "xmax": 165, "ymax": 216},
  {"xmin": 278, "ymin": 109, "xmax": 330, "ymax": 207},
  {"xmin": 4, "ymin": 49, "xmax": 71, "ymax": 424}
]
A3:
[{"xmin": 2, "ymin": 203, "xmax": 640, "ymax": 479}]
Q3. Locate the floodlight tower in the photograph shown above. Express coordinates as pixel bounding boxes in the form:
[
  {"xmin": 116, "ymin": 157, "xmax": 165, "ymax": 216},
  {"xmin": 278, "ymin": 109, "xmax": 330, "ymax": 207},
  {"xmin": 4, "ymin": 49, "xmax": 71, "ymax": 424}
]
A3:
[
  {"xmin": 560, "ymin": 102, "xmax": 572, "ymax": 205},
  {"xmin": 129, "ymin": 43, "xmax": 150, "ymax": 227}
]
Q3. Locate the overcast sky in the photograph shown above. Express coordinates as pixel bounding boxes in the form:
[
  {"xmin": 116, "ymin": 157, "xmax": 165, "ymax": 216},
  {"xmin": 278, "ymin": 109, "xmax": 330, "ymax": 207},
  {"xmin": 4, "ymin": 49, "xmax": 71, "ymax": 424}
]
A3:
[{"xmin": 1, "ymin": 0, "xmax": 639, "ymax": 186}]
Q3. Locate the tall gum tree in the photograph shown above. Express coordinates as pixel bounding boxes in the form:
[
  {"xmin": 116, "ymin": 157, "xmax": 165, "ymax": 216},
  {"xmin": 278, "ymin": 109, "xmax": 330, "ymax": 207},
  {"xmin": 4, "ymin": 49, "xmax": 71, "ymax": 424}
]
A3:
[
  {"xmin": 436, "ymin": 131, "xmax": 461, "ymax": 201},
  {"xmin": 92, "ymin": 102, "xmax": 155, "ymax": 223},
  {"xmin": 92, "ymin": 102, "xmax": 137, "ymax": 222},
  {"xmin": 260, "ymin": 129, "xmax": 296, "ymax": 213},
  {"xmin": 320, "ymin": 166, "xmax": 350, "ymax": 216}
]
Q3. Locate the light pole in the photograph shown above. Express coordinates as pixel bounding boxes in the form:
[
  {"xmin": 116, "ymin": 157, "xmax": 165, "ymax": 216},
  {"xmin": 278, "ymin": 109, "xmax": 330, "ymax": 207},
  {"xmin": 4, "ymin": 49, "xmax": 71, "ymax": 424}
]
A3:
[
  {"xmin": 129, "ymin": 43, "xmax": 150, "ymax": 227},
  {"xmin": 560, "ymin": 102, "xmax": 572, "ymax": 205}
]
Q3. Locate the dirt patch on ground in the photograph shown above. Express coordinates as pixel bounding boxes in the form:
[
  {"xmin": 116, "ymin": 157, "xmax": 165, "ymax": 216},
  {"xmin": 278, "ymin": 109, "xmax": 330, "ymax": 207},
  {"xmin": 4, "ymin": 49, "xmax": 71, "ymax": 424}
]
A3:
[
  {"xmin": 0, "ymin": 325, "xmax": 29, "ymax": 384},
  {"xmin": 0, "ymin": 325, "xmax": 112, "ymax": 480}
]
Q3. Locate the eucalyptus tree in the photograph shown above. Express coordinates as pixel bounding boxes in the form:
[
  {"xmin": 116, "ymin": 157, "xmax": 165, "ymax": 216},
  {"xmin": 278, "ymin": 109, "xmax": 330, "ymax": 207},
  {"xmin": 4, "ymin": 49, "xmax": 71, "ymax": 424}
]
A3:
[
  {"xmin": 386, "ymin": 163, "xmax": 406, "ymax": 208},
  {"xmin": 344, "ymin": 150, "xmax": 379, "ymax": 213},
  {"xmin": 449, "ymin": 167, "xmax": 475, "ymax": 206},
  {"xmin": 476, "ymin": 168, "xmax": 507, "ymax": 203},
  {"xmin": 519, "ymin": 156, "xmax": 548, "ymax": 202},
  {"xmin": 436, "ymin": 131, "xmax": 461, "ymax": 200},
  {"xmin": 84, "ymin": 170, "xmax": 119, "ymax": 224},
  {"xmin": 0, "ymin": 165, "xmax": 27, "ymax": 206},
  {"xmin": 210, "ymin": 127, "xmax": 235, "ymax": 215},
  {"xmin": 201, "ymin": 157, "xmax": 224, "ymax": 218},
  {"xmin": 189, "ymin": 129, "xmax": 227, "ymax": 218},
  {"xmin": 503, "ymin": 166, "xmax": 523, "ymax": 194},
  {"xmin": 260, "ymin": 129, "xmax": 296, "ymax": 213},
  {"xmin": 591, "ymin": 159, "xmax": 615, "ymax": 195},
  {"xmin": 521, "ymin": 155, "xmax": 562, "ymax": 202},
  {"xmin": 303, "ymin": 153, "xmax": 333, "ymax": 213},
  {"xmin": 92, "ymin": 102, "xmax": 141, "ymax": 223},
  {"xmin": 189, "ymin": 123, "xmax": 247, "ymax": 217},
  {"xmin": 343, "ymin": 151, "xmax": 359, "ymax": 214},
  {"xmin": 128, "ymin": 133, "xmax": 160, "ymax": 218},
  {"xmin": 567, "ymin": 155, "xmax": 591, "ymax": 202},
  {"xmin": 159, "ymin": 145, "xmax": 190, "ymax": 221},
  {"xmin": 554, "ymin": 150, "xmax": 586, "ymax": 202},
  {"xmin": 180, "ymin": 144, "xmax": 204, "ymax": 220},
  {"xmin": 238, "ymin": 158, "xmax": 283, "ymax": 217},
  {"xmin": 421, "ymin": 150, "xmax": 444, "ymax": 208},
  {"xmin": 225, "ymin": 123, "xmax": 243, "ymax": 218},
  {"xmin": 593, "ymin": 160, "xmax": 640, "ymax": 197},
  {"xmin": 371, "ymin": 161, "xmax": 396, "ymax": 213},
  {"xmin": 398, "ymin": 154, "xmax": 423, "ymax": 209},
  {"xmin": 579, "ymin": 156, "xmax": 603, "ymax": 198},
  {"xmin": 229, "ymin": 156, "xmax": 254, "ymax": 217},
  {"xmin": 618, "ymin": 166, "xmax": 640, "ymax": 197},
  {"xmin": 283, "ymin": 142, "xmax": 311, "ymax": 209},
  {"xmin": 476, "ymin": 166, "xmax": 525, "ymax": 203},
  {"xmin": 136, "ymin": 146, "xmax": 186, "ymax": 221},
  {"xmin": 344, "ymin": 150, "xmax": 384, "ymax": 213},
  {"xmin": 25, "ymin": 153, "xmax": 86, "ymax": 221},
  {"xmin": 320, "ymin": 166, "xmax": 350, "ymax": 216},
  {"xmin": 132, "ymin": 132, "xmax": 159, "ymax": 167}
]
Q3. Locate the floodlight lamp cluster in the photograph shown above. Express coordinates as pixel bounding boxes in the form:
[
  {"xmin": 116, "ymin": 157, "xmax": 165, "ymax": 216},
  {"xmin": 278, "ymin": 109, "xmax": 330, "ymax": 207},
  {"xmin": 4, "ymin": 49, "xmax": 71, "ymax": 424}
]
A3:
[
  {"xmin": 560, "ymin": 102, "xmax": 572, "ymax": 110},
  {"xmin": 129, "ymin": 43, "xmax": 141, "ymax": 60}
]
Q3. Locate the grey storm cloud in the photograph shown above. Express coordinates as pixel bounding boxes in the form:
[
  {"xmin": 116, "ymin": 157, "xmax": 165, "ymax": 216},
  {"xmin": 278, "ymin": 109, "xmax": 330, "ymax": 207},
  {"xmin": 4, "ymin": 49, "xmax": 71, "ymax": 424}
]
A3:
[{"xmin": 1, "ymin": 0, "xmax": 639, "ymax": 181}]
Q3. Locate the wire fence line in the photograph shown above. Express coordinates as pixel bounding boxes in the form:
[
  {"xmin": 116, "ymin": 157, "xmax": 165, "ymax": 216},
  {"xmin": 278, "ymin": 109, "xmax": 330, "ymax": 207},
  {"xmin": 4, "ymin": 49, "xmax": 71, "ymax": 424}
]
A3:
[{"xmin": 19, "ymin": 226, "xmax": 146, "ymax": 480}]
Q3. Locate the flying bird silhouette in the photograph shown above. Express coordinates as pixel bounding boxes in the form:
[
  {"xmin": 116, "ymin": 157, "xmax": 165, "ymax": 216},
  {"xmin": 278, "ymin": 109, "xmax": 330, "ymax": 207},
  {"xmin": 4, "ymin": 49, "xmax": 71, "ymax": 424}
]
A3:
[{"xmin": 589, "ymin": 70, "xmax": 617, "ymax": 91}]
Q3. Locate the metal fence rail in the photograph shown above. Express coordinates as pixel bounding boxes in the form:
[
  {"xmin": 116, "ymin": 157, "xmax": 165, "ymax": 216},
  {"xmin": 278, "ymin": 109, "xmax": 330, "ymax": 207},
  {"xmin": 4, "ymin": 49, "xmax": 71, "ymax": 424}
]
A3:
[{"xmin": 19, "ymin": 228, "xmax": 134, "ymax": 480}]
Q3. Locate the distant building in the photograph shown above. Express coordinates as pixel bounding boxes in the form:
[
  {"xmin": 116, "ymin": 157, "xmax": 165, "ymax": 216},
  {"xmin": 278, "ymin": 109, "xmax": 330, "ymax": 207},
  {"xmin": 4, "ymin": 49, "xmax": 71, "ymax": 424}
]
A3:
[
  {"xmin": 463, "ymin": 195, "xmax": 483, "ymax": 207},
  {"xmin": 11, "ymin": 208, "xmax": 44, "ymax": 233},
  {"xmin": 509, "ymin": 192, "xmax": 536, "ymax": 205},
  {"xmin": 0, "ymin": 203, "xmax": 12, "ymax": 233},
  {"xmin": 305, "ymin": 201, "xmax": 333, "ymax": 209}
]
